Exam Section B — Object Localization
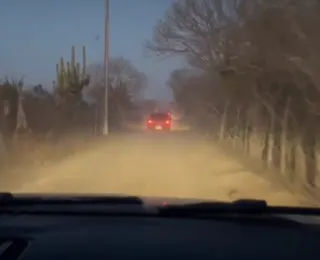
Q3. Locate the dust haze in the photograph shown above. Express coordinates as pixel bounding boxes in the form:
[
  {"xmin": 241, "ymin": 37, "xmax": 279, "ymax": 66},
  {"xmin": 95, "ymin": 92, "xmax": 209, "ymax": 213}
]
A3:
[{"xmin": 0, "ymin": 129, "xmax": 306, "ymax": 207}]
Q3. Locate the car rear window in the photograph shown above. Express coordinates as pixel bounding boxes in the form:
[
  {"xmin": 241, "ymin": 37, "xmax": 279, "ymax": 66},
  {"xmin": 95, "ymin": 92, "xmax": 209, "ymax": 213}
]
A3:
[{"xmin": 150, "ymin": 113, "xmax": 170, "ymax": 121}]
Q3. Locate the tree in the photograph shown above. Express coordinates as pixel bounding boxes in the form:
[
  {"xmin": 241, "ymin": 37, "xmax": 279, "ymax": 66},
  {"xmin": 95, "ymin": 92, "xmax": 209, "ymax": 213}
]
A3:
[
  {"xmin": 145, "ymin": 0, "xmax": 241, "ymax": 71},
  {"xmin": 147, "ymin": 0, "xmax": 320, "ymax": 189},
  {"xmin": 87, "ymin": 58, "xmax": 147, "ymax": 131},
  {"xmin": 22, "ymin": 84, "xmax": 55, "ymax": 136},
  {"xmin": 88, "ymin": 58, "xmax": 147, "ymax": 101},
  {"xmin": 0, "ymin": 78, "xmax": 27, "ymax": 150}
]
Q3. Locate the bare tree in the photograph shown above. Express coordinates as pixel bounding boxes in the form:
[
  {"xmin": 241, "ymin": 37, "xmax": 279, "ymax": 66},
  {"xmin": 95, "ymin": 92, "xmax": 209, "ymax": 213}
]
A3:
[
  {"xmin": 88, "ymin": 57, "xmax": 147, "ymax": 102},
  {"xmin": 87, "ymin": 57, "xmax": 146, "ymax": 132},
  {"xmin": 148, "ymin": 0, "xmax": 320, "ymax": 192}
]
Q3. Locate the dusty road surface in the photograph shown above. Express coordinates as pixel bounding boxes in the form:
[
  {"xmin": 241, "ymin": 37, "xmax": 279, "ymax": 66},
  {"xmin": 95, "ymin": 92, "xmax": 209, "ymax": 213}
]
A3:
[{"xmin": 0, "ymin": 132, "xmax": 309, "ymax": 206}]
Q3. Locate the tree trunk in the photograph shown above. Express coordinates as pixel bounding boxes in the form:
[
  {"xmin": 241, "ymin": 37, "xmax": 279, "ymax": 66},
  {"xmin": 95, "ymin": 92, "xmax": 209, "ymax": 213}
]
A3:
[
  {"xmin": 265, "ymin": 112, "xmax": 274, "ymax": 169},
  {"xmin": 280, "ymin": 98, "xmax": 290, "ymax": 175},
  {"xmin": 219, "ymin": 101, "xmax": 229, "ymax": 141},
  {"xmin": 302, "ymin": 114, "xmax": 317, "ymax": 187}
]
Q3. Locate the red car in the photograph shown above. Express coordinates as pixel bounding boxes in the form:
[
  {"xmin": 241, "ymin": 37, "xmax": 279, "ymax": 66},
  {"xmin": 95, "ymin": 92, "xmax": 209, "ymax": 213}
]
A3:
[{"xmin": 146, "ymin": 113, "xmax": 172, "ymax": 131}]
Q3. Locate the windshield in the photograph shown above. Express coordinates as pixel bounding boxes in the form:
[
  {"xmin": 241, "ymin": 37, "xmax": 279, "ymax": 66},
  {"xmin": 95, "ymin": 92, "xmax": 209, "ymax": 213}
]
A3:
[{"xmin": 0, "ymin": 0, "xmax": 319, "ymax": 208}]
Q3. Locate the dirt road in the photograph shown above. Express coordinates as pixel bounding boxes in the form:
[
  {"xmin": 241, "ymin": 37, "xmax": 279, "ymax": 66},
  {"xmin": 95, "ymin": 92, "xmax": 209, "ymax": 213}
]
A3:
[{"xmin": 1, "ymin": 132, "xmax": 307, "ymax": 206}]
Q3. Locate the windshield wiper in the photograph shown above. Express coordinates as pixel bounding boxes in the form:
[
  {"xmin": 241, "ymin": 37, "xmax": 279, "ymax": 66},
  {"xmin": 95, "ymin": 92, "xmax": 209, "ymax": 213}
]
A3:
[
  {"xmin": 0, "ymin": 192, "xmax": 143, "ymax": 206},
  {"xmin": 158, "ymin": 199, "xmax": 320, "ymax": 216}
]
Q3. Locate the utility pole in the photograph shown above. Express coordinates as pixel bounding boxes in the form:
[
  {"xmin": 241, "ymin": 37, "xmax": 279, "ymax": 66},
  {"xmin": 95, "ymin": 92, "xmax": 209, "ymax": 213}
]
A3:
[{"xmin": 103, "ymin": 0, "xmax": 110, "ymax": 135}]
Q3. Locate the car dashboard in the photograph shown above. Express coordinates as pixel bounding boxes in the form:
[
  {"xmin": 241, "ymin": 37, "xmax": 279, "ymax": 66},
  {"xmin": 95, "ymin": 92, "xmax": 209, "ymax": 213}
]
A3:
[{"xmin": 1, "ymin": 210, "xmax": 320, "ymax": 260}]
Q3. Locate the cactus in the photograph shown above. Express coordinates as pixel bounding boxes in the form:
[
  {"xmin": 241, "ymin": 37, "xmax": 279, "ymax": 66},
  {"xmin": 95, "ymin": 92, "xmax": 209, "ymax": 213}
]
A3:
[{"xmin": 56, "ymin": 46, "xmax": 89, "ymax": 98}]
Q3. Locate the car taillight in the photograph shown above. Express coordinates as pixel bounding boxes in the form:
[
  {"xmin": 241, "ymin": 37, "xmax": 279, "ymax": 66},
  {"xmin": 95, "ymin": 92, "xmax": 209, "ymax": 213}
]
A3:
[
  {"xmin": 147, "ymin": 120, "xmax": 153, "ymax": 124},
  {"xmin": 165, "ymin": 120, "xmax": 170, "ymax": 124}
]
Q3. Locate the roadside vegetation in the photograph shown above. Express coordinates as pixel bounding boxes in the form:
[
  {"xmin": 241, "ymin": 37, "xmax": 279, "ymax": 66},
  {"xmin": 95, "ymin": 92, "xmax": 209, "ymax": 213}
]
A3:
[
  {"xmin": 0, "ymin": 46, "xmax": 146, "ymax": 167},
  {"xmin": 146, "ymin": 0, "xmax": 320, "ymax": 197}
]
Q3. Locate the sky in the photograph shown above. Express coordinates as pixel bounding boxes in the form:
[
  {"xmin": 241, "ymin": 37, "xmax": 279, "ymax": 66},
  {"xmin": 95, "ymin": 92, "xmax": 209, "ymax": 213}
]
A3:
[{"xmin": 0, "ymin": 0, "xmax": 185, "ymax": 101}]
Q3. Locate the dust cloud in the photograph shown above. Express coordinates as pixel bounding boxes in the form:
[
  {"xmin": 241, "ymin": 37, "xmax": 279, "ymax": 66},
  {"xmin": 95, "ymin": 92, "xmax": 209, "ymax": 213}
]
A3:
[{"xmin": 0, "ymin": 132, "xmax": 307, "ymax": 207}]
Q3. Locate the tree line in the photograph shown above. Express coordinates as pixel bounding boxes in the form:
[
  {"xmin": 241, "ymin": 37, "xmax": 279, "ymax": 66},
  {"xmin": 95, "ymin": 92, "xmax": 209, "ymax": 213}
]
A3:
[
  {"xmin": 0, "ymin": 45, "xmax": 147, "ymax": 152},
  {"xmin": 146, "ymin": 0, "xmax": 320, "ymax": 190}
]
